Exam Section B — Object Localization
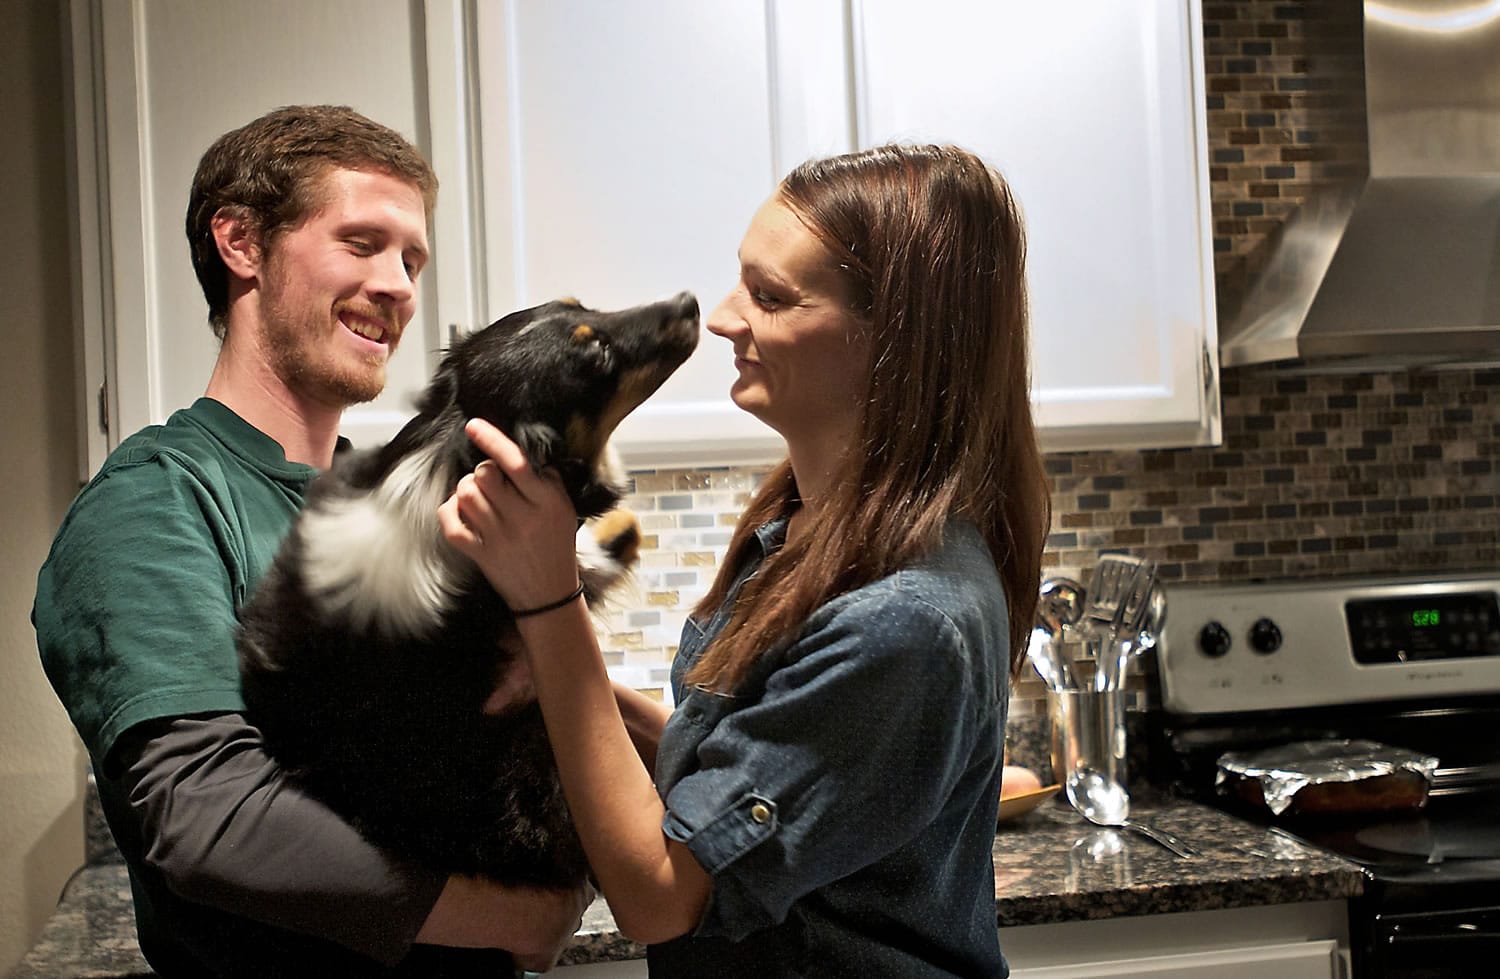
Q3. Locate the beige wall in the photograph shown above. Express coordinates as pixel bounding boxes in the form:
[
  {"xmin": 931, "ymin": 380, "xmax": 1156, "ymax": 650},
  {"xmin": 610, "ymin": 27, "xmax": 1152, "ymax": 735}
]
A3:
[{"xmin": 0, "ymin": 0, "xmax": 88, "ymax": 971}]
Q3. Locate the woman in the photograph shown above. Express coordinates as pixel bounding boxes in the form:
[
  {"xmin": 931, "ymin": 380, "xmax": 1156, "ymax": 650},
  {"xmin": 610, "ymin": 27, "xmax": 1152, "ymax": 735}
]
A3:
[{"xmin": 439, "ymin": 143, "xmax": 1050, "ymax": 976}]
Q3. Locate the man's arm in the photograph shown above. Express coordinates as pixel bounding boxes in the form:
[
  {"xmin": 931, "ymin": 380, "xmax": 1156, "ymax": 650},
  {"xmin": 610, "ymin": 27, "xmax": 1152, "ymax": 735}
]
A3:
[
  {"xmin": 613, "ymin": 681, "xmax": 672, "ymax": 774},
  {"xmin": 118, "ymin": 712, "xmax": 589, "ymax": 968}
]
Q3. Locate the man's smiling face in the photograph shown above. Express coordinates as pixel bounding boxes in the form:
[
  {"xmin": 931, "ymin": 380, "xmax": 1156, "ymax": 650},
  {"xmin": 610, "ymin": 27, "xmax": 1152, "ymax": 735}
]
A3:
[{"xmin": 256, "ymin": 167, "xmax": 430, "ymax": 407}]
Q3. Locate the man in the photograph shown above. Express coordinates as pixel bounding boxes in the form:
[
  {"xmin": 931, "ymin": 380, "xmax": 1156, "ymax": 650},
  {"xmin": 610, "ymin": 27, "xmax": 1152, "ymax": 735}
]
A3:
[{"xmin": 33, "ymin": 105, "xmax": 590, "ymax": 977}]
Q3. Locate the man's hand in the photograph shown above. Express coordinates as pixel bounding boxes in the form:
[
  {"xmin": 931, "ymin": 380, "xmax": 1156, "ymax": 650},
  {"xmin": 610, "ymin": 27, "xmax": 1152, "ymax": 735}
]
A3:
[
  {"xmin": 483, "ymin": 640, "xmax": 536, "ymax": 715},
  {"xmin": 415, "ymin": 874, "xmax": 595, "ymax": 971},
  {"xmin": 509, "ymin": 880, "xmax": 595, "ymax": 973}
]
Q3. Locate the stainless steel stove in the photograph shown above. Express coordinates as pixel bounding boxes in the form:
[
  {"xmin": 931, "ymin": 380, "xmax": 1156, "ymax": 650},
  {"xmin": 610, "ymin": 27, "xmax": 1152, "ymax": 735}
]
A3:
[{"xmin": 1146, "ymin": 572, "xmax": 1500, "ymax": 979}]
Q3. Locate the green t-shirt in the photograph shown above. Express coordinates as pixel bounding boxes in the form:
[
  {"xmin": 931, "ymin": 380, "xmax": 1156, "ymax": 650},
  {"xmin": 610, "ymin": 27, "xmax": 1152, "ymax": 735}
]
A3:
[
  {"xmin": 34, "ymin": 398, "xmax": 508, "ymax": 977},
  {"xmin": 34, "ymin": 397, "xmax": 319, "ymax": 766}
]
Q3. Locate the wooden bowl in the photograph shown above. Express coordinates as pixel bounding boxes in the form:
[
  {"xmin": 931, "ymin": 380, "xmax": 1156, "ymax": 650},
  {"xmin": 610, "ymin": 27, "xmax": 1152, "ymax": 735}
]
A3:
[{"xmin": 997, "ymin": 784, "xmax": 1061, "ymax": 823}]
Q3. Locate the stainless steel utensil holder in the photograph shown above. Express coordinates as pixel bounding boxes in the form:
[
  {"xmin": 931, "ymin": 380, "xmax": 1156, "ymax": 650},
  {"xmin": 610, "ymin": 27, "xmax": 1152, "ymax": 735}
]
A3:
[{"xmin": 1048, "ymin": 687, "xmax": 1127, "ymax": 786}]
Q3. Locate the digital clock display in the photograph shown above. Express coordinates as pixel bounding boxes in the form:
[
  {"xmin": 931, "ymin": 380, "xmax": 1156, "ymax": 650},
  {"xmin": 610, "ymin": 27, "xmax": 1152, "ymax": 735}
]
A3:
[{"xmin": 1346, "ymin": 591, "xmax": 1500, "ymax": 664}]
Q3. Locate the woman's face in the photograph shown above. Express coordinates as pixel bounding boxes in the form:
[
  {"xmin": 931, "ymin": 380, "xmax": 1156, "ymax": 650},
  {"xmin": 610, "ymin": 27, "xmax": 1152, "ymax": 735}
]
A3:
[{"xmin": 708, "ymin": 196, "xmax": 870, "ymax": 450}]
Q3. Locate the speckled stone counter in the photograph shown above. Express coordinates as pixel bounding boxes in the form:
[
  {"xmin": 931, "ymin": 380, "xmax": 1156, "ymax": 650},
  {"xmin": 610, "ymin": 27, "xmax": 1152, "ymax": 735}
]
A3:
[
  {"xmin": 14, "ymin": 791, "xmax": 1363, "ymax": 976},
  {"xmin": 991, "ymin": 787, "xmax": 1362, "ymax": 926},
  {"xmin": 9, "ymin": 860, "xmax": 638, "ymax": 976}
]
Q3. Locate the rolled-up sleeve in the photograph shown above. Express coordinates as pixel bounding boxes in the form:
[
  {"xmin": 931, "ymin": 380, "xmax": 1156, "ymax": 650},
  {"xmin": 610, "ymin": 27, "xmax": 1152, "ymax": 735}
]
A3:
[{"xmin": 659, "ymin": 590, "xmax": 998, "ymax": 941}]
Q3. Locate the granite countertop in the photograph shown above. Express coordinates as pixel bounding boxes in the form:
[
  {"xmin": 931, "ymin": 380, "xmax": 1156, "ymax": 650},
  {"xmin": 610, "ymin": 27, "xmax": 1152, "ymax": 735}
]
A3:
[
  {"xmin": 989, "ymin": 788, "xmax": 1362, "ymax": 926},
  {"xmin": 13, "ymin": 790, "xmax": 1364, "ymax": 976}
]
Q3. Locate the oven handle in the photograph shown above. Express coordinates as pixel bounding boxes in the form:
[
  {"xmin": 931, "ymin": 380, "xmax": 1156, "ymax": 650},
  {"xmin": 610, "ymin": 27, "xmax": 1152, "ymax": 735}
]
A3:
[
  {"xmin": 1389, "ymin": 928, "xmax": 1500, "ymax": 943},
  {"xmin": 1386, "ymin": 910, "xmax": 1500, "ymax": 947}
]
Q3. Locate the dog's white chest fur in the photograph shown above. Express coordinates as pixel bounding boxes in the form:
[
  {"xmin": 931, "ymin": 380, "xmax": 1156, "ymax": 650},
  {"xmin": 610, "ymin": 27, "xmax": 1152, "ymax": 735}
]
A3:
[
  {"xmin": 293, "ymin": 440, "xmax": 627, "ymax": 637},
  {"xmin": 297, "ymin": 440, "xmax": 467, "ymax": 636}
]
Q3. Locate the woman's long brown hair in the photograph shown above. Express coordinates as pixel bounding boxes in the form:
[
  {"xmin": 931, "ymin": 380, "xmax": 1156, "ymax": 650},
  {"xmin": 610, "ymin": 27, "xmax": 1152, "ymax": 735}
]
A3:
[{"xmin": 686, "ymin": 144, "xmax": 1050, "ymax": 692}]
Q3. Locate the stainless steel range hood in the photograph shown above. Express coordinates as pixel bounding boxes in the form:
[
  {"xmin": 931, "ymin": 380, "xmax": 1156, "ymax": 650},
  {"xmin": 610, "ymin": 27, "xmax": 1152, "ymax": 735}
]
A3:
[{"xmin": 1219, "ymin": 0, "xmax": 1500, "ymax": 371}]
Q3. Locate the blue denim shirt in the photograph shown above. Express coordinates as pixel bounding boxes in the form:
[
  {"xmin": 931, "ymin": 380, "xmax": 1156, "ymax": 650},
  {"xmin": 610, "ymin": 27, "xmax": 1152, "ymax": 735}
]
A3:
[{"xmin": 648, "ymin": 517, "xmax": 1011, "ymax": 977}]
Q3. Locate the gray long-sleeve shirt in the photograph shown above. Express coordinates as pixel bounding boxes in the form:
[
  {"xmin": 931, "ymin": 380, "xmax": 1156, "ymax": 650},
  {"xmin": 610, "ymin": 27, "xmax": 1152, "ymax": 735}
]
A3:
[{"xmin": 106, "ymin": 713, "xmax": 511, "ymax": 977}]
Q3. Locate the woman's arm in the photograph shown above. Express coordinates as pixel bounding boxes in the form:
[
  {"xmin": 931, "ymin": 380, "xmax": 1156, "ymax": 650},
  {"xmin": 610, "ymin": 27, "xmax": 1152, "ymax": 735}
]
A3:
[{"xmin": 438, "ymin": 419, "xmax": 710, "ymax": 944}]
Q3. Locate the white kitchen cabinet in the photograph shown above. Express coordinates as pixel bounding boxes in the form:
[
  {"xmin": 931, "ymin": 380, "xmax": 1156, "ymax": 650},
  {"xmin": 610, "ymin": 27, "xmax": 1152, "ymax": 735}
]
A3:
[
  {"xmin": 67, "ymin": 0, "xmax": 1219, "ymax": 478},
  {"xmin": 1004, "ymin": 901, "xmax": 1349, "ymax": 978},
  {"xmin": 467, "ymin": 0, "xmax": 833, "ymax": 467},
  {"xmin": 470, "ymin": 0, "xmax": 1221, "ymax": 464},
  {"xmin": 850, "ymin": 0, "xmax": 1221, "ymax": 453},
  {"xmin": 522, "ymin": 900, "xmax": 1349, "ymax": 976},
  {"xmin": 557, "ymin": 959, "xmax": 648, "ymax": 977}
]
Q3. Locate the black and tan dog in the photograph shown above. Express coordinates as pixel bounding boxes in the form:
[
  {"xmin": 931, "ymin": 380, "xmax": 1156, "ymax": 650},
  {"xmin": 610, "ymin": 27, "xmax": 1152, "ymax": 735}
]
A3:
[{"xmin": 238, "ymin": 292, "xmax": 699, "ymax": 889}]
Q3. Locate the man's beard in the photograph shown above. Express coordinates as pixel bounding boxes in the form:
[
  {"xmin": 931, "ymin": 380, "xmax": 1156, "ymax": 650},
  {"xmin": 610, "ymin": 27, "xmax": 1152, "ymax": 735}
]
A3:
[{"xmin": 260, "ymin": 277, "xmax": 391, "ymax": 408}]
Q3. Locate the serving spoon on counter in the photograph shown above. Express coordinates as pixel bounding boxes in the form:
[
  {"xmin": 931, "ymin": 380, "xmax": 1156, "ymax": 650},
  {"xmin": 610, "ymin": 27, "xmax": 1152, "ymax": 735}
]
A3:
[{"xmin": 1065, "ymin": 767, "xmax": 1198, "ymax": 859}]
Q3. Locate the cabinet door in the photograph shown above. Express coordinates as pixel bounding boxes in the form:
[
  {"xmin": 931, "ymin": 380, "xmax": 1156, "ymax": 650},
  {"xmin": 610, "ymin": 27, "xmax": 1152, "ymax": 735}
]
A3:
[
  {"xmin": 557, "ymin": 960, "xmax": 648, "ymax": 977},
  {"xmin": 471, "ymin": 0, "xmax": 857, "ymax": 467},
  {"xmin": 1011, "ymin": 939, "xmax": 1341, "ymax": 978},
  {"xmin": 75, "ymin": 1, "xmax": 1221, "ymax": 474},
  {"xmin": 851, "ymin": 0, "xmax": 1220, "ymax": 451},
  {"xmin": 1003, "ymin": 902, "xmax": 1349, "ymax": 979},
  {"xmin": 68, "ymin": 0, "xmax": 477, "ymax": 473},
  {"xmin": 473, "ymin": 0, "xmax": 1219, "ymax": 464}
]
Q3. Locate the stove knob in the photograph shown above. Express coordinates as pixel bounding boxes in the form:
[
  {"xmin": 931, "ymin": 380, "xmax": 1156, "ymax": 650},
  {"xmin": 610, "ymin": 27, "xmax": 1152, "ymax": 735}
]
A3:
[
  {"xmin": 1199, "ymin": 621, "xmax": 1232, "ymax": 658},
  {"xmin": 1249, "ymin": 618, "xmax": 1283, "ymax": 654}
]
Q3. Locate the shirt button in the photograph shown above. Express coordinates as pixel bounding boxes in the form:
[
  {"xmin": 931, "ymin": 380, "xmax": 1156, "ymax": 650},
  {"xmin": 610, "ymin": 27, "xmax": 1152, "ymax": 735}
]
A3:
[{"xmin": 750, "ymin": 802, "xmax": 771, "ymax": 824}]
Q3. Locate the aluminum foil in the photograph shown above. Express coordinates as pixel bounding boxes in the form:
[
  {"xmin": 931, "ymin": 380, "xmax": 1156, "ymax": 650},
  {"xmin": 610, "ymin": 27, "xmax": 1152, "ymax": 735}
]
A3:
[{"xmin": 1215, "ymin": 738, "xmax": 1439, "ymax": 816}]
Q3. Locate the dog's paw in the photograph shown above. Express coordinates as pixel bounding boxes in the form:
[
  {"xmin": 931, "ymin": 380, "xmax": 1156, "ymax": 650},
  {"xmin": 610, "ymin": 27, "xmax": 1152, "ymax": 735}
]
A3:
[
  {"xmin": 575, "ymin": 509, "xmax": 641, "ymax": 604},
  {"xmin": 590, "ymin": 509, "xmax": 642, "ymax": 567}
]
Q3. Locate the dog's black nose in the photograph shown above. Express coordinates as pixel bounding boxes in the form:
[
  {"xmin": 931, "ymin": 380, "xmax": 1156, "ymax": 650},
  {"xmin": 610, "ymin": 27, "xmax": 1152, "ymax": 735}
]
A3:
[{"xmin": 666, "ymin": 290, "xmax": 699, "ymax": 323}]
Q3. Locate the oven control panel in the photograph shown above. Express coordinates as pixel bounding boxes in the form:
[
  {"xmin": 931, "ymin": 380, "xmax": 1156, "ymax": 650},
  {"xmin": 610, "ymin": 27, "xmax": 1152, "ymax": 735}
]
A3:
[
  {"xmin": 1156, "ymin": 573, "xmax": 1500, "ymax": 714},
  {"xmin": 1346, "ymin": 592, "xmax": 1500, "ymax": 664}
]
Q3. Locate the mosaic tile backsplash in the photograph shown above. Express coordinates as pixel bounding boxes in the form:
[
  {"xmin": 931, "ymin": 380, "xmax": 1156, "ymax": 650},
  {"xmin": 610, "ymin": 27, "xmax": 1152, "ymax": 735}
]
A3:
[{"xmin": 596, "ymin": 1, "xmax": 1500, "ymax": 718}]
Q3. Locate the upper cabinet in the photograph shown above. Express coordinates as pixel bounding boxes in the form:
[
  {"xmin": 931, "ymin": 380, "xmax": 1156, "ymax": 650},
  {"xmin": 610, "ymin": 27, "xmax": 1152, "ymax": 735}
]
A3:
[
  {"xmin": 469, "ymin": 0, "xmax": 1220, "ymax": 464},
  {"xmin": 850, "ymin": 1, "xmax": 1221, "ymax": 453},
  {"xmin": 466, "ymin": 0, "xmax": 830, "ymax": 467},
  {"xmin": 67, "ymin": 0, "xmax": 1218, "ymax": 479}
]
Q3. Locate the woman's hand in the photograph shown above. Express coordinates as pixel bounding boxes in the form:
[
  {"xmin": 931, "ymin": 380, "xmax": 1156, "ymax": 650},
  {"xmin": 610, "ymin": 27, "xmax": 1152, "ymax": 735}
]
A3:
[{"xmin": 438, "ymin": 418, "xmax": 582, "ymax": 614}]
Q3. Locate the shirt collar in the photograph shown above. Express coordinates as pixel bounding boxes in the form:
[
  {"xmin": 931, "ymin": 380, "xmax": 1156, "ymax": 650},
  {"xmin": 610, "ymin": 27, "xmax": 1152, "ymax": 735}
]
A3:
[{"xmin": 752, "ymin": 515, "xmax": 790, "ymax": 556}]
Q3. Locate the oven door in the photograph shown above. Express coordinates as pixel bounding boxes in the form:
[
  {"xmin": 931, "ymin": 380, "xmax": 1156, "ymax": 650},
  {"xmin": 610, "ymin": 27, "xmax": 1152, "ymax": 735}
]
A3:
[{"xmin": 1362, "ymin": 904, "xmax": 1500, "ymax": 978}]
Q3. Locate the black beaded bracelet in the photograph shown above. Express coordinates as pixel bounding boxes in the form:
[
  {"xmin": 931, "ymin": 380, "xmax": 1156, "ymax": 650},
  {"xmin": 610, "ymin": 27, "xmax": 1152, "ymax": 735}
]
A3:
[{"xmin": 510, "ymin": 582, "xmax": 586, "ymax": 619}]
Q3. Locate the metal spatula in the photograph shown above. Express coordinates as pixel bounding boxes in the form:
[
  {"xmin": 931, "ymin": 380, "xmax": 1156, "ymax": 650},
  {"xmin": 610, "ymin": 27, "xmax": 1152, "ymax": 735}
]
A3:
[
  {"xmin": 1085, "ymin": 554, "xmax": 1158, "ymax": 691},
  {"xmin": 1084, "ymin": 554, "xmax": 1145, "ymax": 633}
]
